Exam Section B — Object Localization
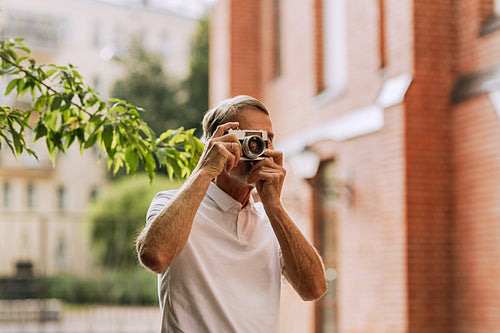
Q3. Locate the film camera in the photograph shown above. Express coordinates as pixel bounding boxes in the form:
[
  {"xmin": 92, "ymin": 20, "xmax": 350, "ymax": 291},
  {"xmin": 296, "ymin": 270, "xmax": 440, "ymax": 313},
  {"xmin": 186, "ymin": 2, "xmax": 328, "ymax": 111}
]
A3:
[{"xmin": 227, "ymin": 129, "xmax": 270, "ymax": 161}]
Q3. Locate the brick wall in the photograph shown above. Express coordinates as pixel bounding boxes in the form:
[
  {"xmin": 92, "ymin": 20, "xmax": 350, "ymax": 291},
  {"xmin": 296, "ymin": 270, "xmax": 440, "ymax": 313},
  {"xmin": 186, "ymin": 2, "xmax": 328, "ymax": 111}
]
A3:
[
  {"xmin": 210, "ymin": 0, "xmax": 500, "ymax": 332},
  {"xmin": 453, "ymin": 95, "xmax": 500, "ymax": 333},
  {"xmin": 453, "ymin": 1, "xmax": 500, "ymax": 332},
  {"xmin": 211, "ymin": 0, "xmax": 410, "ymax": 332},
  {"xmin": 405, "ymin": 0, "xmax": 456, "ymax": 331}
]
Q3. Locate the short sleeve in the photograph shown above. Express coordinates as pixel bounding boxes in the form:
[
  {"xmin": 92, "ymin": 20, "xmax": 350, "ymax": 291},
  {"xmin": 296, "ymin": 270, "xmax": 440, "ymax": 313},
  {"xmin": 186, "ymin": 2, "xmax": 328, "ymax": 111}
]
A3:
[{"xmin": 146, "ymin": 190, "xmax": 178, "ymax": 225}]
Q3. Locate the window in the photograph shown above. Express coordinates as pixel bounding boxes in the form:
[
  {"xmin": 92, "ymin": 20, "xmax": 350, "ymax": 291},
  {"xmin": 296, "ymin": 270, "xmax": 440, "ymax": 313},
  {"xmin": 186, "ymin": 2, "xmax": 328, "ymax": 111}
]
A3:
[
  {"xmin": 57, "ymin": 186, "xmax": 66, "ymax": 211},
  {"xmin": 114, "ymin": 25, "xmax": 127, "ymax": 49},
  {"xmin": 161, "ymin": 33, "xmax": 171, "ymax": 56},
  {"xmin": 3, "ymin": 182, "xmax": 11, "ymax": 208},
  {"xmin": 313, "ymin": 160, "xmax": 338, "ymax": 333},
  {"xmin": 90, "ymin": 186, "xmax": 99, "ymax": 202},
  {"xmin": 2, "ymin": 12, "xmax": 63, "ymax": 50},
  {"xmin": 479, "ymin": 0, "xmax": 500, "ymax": 35},
  {"xmin": 93, "ymin": 21, "xmax": 103, "ymax": 47},
  {"xmin": 27, "ymin": 183, "xmax": 35, "ymax": 209},
  {"xmin": 378, "ymin": 0, "xmax": 387, "ymax": 69},
  {"xmin": 317, "ymin": 0, "xmax": 348, "ymax": 96},
  {"xmin": 273, "ymin": 0, "xmax": 282, "ymax": 77},
  {"xmin": 56, "ymin": 237, "xmax": 68, "ymax": 271}
]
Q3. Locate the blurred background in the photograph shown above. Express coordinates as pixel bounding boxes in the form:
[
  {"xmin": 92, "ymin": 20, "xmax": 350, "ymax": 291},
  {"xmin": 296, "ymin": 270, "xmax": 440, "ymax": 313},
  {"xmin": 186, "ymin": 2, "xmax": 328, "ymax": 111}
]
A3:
[
  {"xmin": 2, "ymin": 0, "xmax": 500, "ymax": 333},
  {"xmin": 0, "ymin": 0, "xmax": 208, "ymax": 332}
]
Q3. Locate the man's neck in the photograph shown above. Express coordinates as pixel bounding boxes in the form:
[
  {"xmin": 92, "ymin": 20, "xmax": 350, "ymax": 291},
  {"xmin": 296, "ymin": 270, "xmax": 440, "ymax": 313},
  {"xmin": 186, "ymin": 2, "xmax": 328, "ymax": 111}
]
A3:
[{"xmin": 214, "ymin": 174, "xmax": 254, "ymax": 207}]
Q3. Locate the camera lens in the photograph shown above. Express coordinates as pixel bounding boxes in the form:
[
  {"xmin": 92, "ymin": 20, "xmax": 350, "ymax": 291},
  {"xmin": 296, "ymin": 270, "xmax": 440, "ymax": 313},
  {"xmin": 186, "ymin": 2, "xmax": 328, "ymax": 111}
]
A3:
[{"xmin": 242, "ymin": 136, "xmax": 265, "ymax": 159}]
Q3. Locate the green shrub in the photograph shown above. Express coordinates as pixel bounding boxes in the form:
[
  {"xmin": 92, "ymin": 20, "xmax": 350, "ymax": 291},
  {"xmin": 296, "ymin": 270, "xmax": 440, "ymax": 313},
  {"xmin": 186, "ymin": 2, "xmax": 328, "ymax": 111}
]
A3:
[
  {"xmin": 87, "ymin": 174, "xmax": 180, "ymax": 269},
  {"xmin": 46, "ymin": 269, "xmax": 158, "ymax": 305}
]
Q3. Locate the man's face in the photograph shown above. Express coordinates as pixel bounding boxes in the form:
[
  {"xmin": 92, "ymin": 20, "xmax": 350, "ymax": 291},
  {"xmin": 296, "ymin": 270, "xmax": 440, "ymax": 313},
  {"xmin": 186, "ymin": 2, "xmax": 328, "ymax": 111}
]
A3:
[{"xmin": 227, "ymin": 107, "xmax": 275, "ymax": 184}]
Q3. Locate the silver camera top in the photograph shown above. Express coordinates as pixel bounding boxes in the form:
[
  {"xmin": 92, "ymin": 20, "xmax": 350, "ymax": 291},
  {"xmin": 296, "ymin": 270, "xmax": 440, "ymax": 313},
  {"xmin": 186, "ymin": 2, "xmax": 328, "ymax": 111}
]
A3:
[
  {"xmin": 227, "ymin": 129, "xmax": 269, "ymax": 161},
  {"xmin": 227, "ymin": 129, "xmax": 269, "ymax": 140}
]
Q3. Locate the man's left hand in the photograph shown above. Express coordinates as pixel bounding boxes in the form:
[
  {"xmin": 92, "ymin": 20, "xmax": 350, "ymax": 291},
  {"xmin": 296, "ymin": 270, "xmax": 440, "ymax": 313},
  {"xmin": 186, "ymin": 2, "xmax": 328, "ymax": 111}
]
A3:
[{"xmin": 246, "ymin": 149, "xmax": 286, "ymax": 207}]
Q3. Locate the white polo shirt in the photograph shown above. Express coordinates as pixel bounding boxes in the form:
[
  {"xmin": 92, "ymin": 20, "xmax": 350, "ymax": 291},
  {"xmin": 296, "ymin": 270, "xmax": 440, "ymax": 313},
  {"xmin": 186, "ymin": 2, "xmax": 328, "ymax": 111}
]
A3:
[{"xmin": 146, "ymin": 182, "xmax": 283, "ymax": 333}]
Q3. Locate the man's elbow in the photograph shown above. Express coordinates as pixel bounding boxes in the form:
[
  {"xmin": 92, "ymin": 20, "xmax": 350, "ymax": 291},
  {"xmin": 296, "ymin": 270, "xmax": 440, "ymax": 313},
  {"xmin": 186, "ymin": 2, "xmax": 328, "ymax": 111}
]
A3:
[
  {"xmin": 136, "ymin": 241, "xmax": 168, "ymax": 274},
  {"xmin": 300, "ymin": 279, "xmax": 328, "ymax": 301}
]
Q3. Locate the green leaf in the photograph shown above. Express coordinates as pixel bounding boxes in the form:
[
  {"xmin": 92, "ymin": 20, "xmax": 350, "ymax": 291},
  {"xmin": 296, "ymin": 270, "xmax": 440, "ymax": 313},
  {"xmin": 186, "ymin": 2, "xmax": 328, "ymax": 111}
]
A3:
[
  {"xmin": 5, "ymin": 79, "xmax": 18, "ymax": 95},
  {"xmin": 112, "ymin": 153, "xmax": 125, "ymax": 175},
  {"xmin": 44, "ymin": 68, "xmax": 57, "ymax": 78},
  {"xmin": 125, "ymin": 148, "xmax": 139, "ymax": 175},
  {"xmin": 102, "ymin": 124, "xmax": 114, "ymax": 154},
  {"xmin": 156, "ymin": 148, "xmax": 168, "ymax": 165},
  {"xmin": 15, "ymin": 45, "xmax": 31, "ymax": 54},
  {"xmin": 0, "ymin": 66, "xmax": 16, "ymax": 75},
  {"xmin": 158, "ymin": 130, "xmax": 174, "ymax": 142},
  {"xmin": 34, "ymin": 95, "xmax": 47, "ymax": 111},
  {"xmin": 144, "ymin": 154, "xmax": 156, "ymax": 181},
  {"xmin": 75, "ymin": 128, "xmax": 85, "ymax": 143},
  {"xmin": 11, "ymin": 131, "xmax": 23, "ymax": 155},
  {"xmin": 46, "ymin": 138, "xmax": 57, "ymax": 166},
  {"xmin": 84, "ymin": 131, "xmax": 99, "ymax": 149},
  {"xmin": 51, "ymin": 96, "xmax": 62, "ymax": 110},
  {"xmin": 166, "ymin": 148, "xmax": 183, "ymax": 179},
  {"xmin": 16, "ymin": 78, "xmax": 25, "ymax": 95},
  {"xmin": 45, "ymin": 111, "xmax": 58, "ymax": 131},
  {"xmin": 0, "ymin": 133, "xmax": 16, "ymax": 156},
  {"xmin": 25, "ymin": 147, "xmax": 38, "ymax": 160},
  {"xmin": 165, "ymin": 162, "xmax": 174, "ymax": 180},
  {"xmin": 64, "ymin": 132, "xmax": 76, "ymax": 149},
  {"xmin": 33, "ymin": 121, "xmax": 47, "ymax": 141}
]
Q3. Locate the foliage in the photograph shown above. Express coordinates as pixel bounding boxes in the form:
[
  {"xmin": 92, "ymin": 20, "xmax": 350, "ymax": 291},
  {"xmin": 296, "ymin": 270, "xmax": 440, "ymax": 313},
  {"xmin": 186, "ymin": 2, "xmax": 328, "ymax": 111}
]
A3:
[
  {"xmin": 111, "ymin": 38, "xmax": 200, "ymax": 136},
  {"xmin": 111, "ymin": 15, "xmax": 210, "ymax": 139},
  {"xmin": 182, "ymin": 15, "xmax": 210, "ymax": 132},
  {"xmin": 87, "ymin": 174, "xmax": 180, "ymax": 269},
  {"xmin": 46, "ymin": 269, "xmax": 158, "ymax": 305},
  {"xmin": 0, "ymin": 37, "xmax": 204, "ymax": 181}
]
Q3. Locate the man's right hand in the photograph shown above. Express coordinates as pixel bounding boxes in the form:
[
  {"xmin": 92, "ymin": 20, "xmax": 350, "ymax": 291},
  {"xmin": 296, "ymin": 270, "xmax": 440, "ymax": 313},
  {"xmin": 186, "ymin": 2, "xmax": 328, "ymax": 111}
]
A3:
[{"xmin": 196, "ymin": 122, "xmax": 242, "ymax": 179}]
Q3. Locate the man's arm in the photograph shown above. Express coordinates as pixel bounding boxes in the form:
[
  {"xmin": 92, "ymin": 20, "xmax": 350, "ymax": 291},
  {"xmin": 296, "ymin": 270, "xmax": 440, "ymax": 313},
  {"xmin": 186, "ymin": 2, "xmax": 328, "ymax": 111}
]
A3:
[
  {"xmin": 265, "ymin": 204, "xmax": 327, "ymax": 301},
  {"xmin": 136, "ymin": 170, "xmax": 213, "ymax": 274},
  {"xmin": 248, "ymin": 149, "xmax": 327, "ymax": 301},
  {"xmin": 136, "ymin": 122, "xmax": 241, "ymax": 274}
]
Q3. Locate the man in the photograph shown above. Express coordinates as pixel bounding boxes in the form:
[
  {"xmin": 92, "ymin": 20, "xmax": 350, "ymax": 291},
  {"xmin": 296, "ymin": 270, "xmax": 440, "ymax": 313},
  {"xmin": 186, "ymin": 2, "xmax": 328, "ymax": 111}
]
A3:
[{"xmin": 136, "ymin": 95, "xmax": 327, "ymax": 332}]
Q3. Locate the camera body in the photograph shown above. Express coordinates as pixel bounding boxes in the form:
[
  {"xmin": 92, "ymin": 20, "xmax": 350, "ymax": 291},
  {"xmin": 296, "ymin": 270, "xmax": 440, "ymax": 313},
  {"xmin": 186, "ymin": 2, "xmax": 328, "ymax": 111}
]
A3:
[{"xmin": 227, "ymin": 129, "xmax": 269, "ymax": 161}]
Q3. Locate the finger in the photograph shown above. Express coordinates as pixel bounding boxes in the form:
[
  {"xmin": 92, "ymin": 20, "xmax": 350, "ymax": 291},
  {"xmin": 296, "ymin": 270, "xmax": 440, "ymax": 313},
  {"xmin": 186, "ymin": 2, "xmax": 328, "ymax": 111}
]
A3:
[
  {"xmin": 247, "ymin": 165, "xmax": 284, "ymax": 184},
  {"xmin": 248, "ymin": 171, "xmax": 281, "ymax": 186},
  {"xmin": 263, "ymin": 149, "xmax": 283, "ymax": 166},
  {"xmin": 224, "ymin": 147, "xmax": 236, "ymax": 172},
  {"xmin": 250, "ymin": 158, "xmax": 274, "ymax": 171},
  {"xmin": 250, "ymin": 154, "xmax": 281, "ymax": 171},
  {"xmin": 212, "ymin": 122, "xmax": 240, "ymax": 138},
  {"xmin": 226, "ymin": 141, "xmax": 241, "ymax": 166}
]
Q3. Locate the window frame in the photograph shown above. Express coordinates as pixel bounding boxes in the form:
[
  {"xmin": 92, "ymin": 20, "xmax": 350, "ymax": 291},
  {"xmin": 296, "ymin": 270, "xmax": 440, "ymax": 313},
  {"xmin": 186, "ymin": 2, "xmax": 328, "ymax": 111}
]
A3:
[{"xmin": 315, "ymin": 0, "xmax": 348, "ymax": 102}]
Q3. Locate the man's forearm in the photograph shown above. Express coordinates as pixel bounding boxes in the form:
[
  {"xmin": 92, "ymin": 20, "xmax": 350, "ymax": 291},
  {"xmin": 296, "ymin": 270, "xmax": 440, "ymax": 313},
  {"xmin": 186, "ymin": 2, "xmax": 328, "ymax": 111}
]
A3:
[
  {"xmin": 264, "ymin": 204, "xmax": 327, "ymax": 301},
  {"xmin": 136, "ymin": 169, "xmax": 214, "ymax": 274}
]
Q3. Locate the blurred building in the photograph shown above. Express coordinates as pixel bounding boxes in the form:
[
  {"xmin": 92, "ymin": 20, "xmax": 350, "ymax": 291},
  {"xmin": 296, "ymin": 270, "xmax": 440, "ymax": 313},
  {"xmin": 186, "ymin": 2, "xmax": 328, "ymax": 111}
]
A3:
[
  {"xmin": 0, "ymin": 0, "xmax": 200, "ymax": 276},
  {"xmin": 210, "ymin": 0, "xmax": 500, "ymax": 332}
]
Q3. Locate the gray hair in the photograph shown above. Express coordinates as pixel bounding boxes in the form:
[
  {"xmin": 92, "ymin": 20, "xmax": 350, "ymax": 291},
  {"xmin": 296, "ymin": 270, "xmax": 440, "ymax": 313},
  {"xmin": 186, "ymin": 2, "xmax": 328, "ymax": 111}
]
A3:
[{"xmin": 202, "ymin": 95, "xmax": 269, "ymax": 138}]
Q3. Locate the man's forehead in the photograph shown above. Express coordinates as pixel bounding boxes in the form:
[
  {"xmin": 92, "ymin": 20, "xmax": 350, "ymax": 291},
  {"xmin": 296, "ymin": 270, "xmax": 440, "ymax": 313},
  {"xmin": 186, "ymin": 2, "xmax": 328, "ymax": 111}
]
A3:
[{"xmin": 230, "ymin": 107, "xmax": 270, "ymax": 123}]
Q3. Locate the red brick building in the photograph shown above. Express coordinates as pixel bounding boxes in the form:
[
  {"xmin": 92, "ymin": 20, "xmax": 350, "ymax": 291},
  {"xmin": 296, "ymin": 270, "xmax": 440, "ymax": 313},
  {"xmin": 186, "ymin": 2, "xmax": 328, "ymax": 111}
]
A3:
[{"xmin": 209, "ymin": 0, "xmax": 500, "ymax": 332}]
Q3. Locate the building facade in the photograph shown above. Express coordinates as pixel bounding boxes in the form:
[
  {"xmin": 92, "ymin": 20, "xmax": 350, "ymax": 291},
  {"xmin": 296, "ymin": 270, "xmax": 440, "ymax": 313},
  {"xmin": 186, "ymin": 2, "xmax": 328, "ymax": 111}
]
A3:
[
  {"xmin": 0, "ymin": 0, "xmax": 199, "ymax": 277},
  {"xmin": 210, "ymin": 0, "xmax": 500, "ymax": 332}
]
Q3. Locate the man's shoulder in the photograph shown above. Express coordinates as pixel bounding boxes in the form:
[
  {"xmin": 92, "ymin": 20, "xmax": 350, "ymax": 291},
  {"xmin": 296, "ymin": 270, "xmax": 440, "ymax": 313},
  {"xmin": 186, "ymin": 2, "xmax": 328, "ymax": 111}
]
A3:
[
  {"xmin": 153, "ymin": 189, "xmax": 179, "ymax": 200},
  {"xmin": 146, "ymin": 189, "xmax": 181, "ymax": 224}
]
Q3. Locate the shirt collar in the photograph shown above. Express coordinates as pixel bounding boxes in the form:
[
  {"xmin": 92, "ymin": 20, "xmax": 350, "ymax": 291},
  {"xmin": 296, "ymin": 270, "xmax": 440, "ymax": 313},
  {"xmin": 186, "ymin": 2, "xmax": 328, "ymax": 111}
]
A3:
[{"xmin": 207, "ymin": 182, "xmax": 255, "ymax": 212}]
